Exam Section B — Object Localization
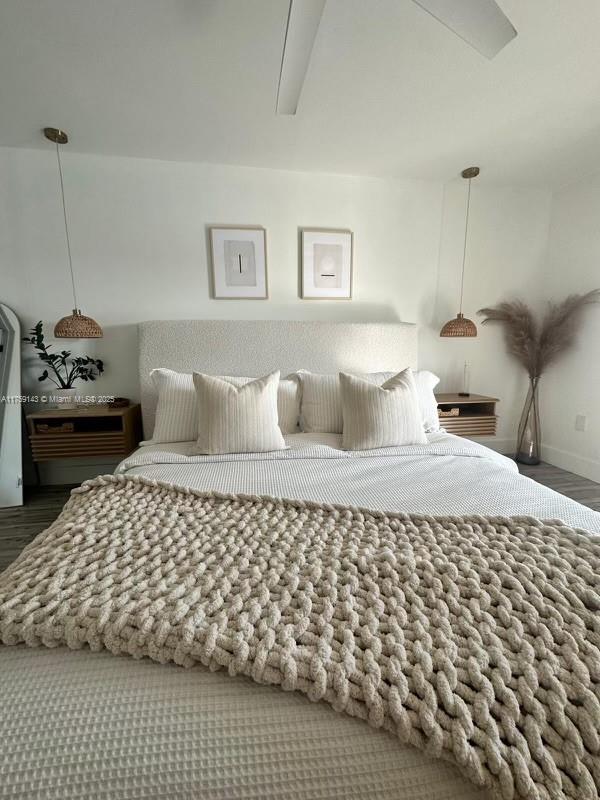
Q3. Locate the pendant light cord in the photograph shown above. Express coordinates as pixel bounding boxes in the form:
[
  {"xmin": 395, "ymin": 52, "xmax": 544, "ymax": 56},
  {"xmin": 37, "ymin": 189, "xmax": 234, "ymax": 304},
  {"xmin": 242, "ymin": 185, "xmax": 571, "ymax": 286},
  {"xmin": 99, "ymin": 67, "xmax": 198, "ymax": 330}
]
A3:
[
  {"xmin": 55, "ymin": 141, "xmax": 78, "ymax": 311},
  {"xmin": 458, "ymin": 176, "xmax": 472, "ymax": 315}
]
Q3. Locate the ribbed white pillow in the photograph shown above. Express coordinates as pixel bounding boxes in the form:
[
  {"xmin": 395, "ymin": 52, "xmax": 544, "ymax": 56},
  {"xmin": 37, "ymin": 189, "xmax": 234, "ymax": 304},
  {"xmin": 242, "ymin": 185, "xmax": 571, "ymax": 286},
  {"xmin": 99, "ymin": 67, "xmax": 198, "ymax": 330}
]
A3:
[
  {"xmin": 298, "ymin": 369, "xmax": 440, "ymax": 434},
  {"xmin": 298, "ymin": 371, "xmax": 392, "ymax": 434},
  {"xmin": 150, "ymin": 368, "xmax": 300, "ymax": 443},
  {"xmin": 340, "ymin": 369, "xmax": 428, "ymax": 450},
  {"xmin": 192, "ymin": 371, "xmax": 287, "ymax": 455}
]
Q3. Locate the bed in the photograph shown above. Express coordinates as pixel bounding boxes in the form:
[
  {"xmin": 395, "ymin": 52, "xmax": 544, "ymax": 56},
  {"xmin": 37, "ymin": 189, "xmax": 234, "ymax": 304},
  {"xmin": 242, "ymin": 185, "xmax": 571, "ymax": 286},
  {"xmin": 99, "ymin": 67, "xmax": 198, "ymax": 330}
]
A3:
[{"xmin": 1, "ymin": 320, "xmax": 599, "ymax": 800}]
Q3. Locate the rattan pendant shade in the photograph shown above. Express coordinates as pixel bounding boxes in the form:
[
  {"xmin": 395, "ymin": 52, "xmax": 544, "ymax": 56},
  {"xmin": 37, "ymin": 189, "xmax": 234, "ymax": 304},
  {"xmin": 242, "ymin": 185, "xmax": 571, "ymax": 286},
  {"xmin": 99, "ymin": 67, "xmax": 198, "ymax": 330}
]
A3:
[
  {"xmin": 54, "ymin": 310, "xmax": 103, "ymax": 338},
  {"xmin": 44, "ymin": 127, "xmax": 103, "ymax": 339},
  {"xmin": 440, "ymin": 312, "xmax": 477, "ymax": 337},
  {"xmin": 440, "ymin": 167, "xmax": 479, "ymax": 338}
]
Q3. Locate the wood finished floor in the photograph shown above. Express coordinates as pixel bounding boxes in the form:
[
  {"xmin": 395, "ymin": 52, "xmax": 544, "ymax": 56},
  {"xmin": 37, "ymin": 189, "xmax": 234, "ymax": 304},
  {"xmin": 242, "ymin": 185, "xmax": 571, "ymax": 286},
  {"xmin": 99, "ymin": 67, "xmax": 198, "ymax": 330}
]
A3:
[
  {"xmin": 0, "ymin": 463, "xmax": 599, "ymax": 573},
  {"xmin": 0, "ymin": 485, "xmax": 76, "ymax": 573},
  {"xmin": 518, "ymin": 462, "xmax": 600, "ymax": 513}
]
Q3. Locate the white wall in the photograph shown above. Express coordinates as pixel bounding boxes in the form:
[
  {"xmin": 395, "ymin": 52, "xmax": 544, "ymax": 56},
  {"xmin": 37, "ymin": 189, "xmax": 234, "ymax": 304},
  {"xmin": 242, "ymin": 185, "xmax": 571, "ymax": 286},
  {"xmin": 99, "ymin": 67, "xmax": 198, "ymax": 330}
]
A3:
[
  {"xmin": 430, "ymin": 180, "xmax": 552, "ymax": 453},
  {"xmin": 0, "ymin": 146, "xmax": 552, "ymax": 481},
  {"xmin": 539, "ymin": 179, "xmax": 600, "ymax": 482}
]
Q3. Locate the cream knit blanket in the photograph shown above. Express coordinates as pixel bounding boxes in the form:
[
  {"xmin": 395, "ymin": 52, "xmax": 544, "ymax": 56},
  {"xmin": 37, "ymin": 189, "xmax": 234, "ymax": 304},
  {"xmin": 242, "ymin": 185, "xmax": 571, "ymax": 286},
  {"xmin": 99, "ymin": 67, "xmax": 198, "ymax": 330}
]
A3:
[{"xmin": 1, "ymin": 475, "xmax": 599, "ymax": 800}]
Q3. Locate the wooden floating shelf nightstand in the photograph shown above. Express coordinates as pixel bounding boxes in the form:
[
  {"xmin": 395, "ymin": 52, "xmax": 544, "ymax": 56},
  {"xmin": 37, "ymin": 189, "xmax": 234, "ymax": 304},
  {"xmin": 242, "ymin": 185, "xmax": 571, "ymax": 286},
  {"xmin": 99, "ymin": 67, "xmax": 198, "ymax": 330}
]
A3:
[
  {"xmin": 435, "ymin": 393, "xmax": 498, "ymax": 438},
  {"xmin": 26, "ymin": 404, "xmax": 142, "ymax": 463}
]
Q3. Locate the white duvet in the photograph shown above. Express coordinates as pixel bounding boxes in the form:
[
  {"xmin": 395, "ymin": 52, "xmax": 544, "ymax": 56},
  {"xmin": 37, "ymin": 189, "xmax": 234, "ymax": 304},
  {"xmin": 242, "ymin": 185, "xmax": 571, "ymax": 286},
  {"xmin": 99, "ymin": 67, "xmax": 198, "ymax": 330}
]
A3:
[
  {"xmin": 2, "ymin": 433, "xmax": 600, "ymax": 800},
  {"xmin": 117, "ymin": 431, "xmax": 600, "ymax": 532}
]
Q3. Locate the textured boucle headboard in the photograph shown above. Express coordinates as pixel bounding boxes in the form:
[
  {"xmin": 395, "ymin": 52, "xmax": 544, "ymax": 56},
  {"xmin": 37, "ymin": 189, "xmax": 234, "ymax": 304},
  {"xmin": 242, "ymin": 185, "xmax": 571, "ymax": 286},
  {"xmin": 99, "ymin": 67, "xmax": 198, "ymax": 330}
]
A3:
[{"xmin": 139, "ymin": 320, "xmax": 417, "ymax": 438}]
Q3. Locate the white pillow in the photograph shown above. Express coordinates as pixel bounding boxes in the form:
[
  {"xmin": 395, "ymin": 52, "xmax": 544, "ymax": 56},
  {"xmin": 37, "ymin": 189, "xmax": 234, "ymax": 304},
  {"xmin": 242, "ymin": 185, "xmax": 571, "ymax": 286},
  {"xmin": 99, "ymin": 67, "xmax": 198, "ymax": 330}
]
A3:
[
  {"xmin": 297, "ymin": 371, "xmax": 392, "ymax": 433},
  {"xmin": 413, "ymin": 370, "xmax": 441, "ymax": 433},
  {"xmin": 340, "ymin": 369, "xmax": 428, "ymax": 450},
  {"xmin": 150, "ymin": 368, "xmax": 300, "ymax": 442},
  {"xmin": 192, "ymin": 371, "xmax": 286, "ymax": 455},
  {"xmin": 297, "ymin": 369, "xmax": 440, "ymax": 434}
]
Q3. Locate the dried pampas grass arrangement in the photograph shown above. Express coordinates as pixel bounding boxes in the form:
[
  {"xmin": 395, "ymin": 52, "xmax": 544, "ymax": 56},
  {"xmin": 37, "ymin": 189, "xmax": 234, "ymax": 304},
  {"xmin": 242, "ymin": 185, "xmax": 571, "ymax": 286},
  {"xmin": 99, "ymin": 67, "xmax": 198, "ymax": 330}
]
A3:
[
  {"xmin": 478, "ymin": 290, "xmax": 600, "ymax": 379},
  {"xmin": 478, "ymin": 289, "xmax": 600, "ymax": 464}
]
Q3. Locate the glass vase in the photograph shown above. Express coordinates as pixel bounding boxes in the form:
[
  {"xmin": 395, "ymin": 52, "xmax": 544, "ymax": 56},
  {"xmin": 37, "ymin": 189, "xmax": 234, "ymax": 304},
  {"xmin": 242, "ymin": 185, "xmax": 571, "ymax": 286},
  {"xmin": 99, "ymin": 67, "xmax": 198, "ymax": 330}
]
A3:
[{"xmin": 516, "ymin": 377, "xmax": 541, "ymax": 465}]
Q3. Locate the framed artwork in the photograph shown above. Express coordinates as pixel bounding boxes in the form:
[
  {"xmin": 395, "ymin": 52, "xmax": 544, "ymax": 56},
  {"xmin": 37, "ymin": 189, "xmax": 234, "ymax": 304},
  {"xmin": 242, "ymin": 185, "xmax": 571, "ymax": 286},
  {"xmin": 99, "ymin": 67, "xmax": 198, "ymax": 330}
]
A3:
[
  {"xmin": 300, "ymin": 228, "xmax": 353, "ymax": 299},
  {"xmin": 209, "ymin": 226, "xmax": 268, "ymax": 299}
]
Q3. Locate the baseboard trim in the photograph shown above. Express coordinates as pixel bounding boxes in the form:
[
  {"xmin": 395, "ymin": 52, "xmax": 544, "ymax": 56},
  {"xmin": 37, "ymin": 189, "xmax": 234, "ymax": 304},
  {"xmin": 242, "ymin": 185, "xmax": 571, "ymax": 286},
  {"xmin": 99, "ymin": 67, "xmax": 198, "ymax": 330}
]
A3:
[{"xmin": 541, "ymin": 445, "xmax": 600, "ymax": 483}]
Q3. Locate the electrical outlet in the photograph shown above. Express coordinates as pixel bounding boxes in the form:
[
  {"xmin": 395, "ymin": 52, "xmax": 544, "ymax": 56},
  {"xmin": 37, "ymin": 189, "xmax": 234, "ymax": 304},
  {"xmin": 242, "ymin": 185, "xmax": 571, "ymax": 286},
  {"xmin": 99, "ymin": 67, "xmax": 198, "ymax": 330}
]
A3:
[{"xmin": 575, "ymin": 414, "xmax": 587, "ymax": 432}]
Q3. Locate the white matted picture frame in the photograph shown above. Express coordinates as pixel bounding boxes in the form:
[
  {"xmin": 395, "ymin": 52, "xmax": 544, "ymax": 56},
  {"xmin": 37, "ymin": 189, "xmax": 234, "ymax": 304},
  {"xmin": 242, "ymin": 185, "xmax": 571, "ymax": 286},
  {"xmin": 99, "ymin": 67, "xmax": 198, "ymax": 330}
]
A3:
[
  {"xmin": 300, "ymin": 228, "xmax": 353, "ymax": 299},
  {"xmin": 209, "ymin": 226, "xmax": 268, "ymax": 299}
]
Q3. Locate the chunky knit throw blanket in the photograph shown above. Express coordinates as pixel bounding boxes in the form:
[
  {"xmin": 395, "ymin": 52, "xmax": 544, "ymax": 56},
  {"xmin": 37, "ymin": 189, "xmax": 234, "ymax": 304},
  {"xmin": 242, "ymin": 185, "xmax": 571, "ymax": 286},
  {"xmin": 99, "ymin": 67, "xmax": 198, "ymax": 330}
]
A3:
[{"xmin": 1, "ymin": 475, "xmax": 599, "ymax": 800}]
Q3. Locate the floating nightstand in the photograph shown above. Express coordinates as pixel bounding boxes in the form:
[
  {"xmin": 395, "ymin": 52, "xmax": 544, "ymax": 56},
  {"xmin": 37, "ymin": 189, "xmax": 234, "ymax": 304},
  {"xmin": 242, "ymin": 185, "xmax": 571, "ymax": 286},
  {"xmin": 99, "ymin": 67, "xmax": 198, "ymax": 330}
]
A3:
[
  {"xmin": 26, "ymin": 404, "xmax": 141, "ymax": 463},
  {"xmin": 435, "ymin": 393, "xmax": 498, "ymax": 438}
]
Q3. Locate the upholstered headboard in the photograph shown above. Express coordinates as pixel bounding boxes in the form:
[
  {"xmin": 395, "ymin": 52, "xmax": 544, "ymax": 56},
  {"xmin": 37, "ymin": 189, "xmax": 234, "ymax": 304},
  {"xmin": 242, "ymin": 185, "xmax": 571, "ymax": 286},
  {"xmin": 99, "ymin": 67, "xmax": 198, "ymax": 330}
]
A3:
[{"xmin": 138, "ymin": 320, "xmax": 417, "ymax": 438}]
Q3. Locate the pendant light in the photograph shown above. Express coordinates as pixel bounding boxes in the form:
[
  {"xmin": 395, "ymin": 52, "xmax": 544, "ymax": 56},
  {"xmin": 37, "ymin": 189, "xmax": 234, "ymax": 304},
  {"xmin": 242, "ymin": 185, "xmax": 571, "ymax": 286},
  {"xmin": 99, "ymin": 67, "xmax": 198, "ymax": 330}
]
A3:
[
  {"xmin": 44, "ymin": 127, "xmax": 103, "ymax": 338},
  {"xmin": 440, "ymin": 166, "xmax": 479, "ymax": 338}
]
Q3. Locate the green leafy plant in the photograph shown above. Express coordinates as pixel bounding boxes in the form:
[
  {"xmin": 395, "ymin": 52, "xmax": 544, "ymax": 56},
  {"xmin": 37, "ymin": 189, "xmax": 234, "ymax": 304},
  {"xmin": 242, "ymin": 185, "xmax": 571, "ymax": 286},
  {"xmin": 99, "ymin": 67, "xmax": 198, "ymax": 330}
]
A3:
[{"xmin": 23, "ymin": 321, "xmax": 104, "ymax": 389}]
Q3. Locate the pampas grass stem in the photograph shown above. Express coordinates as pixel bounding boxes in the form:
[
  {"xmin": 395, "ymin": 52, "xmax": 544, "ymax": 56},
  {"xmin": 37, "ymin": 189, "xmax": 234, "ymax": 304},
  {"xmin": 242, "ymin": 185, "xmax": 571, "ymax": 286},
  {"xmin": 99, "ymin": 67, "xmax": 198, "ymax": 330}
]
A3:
[{"xmin": 478, "ymin": 289, "xmax": 600, "ymax": 379}]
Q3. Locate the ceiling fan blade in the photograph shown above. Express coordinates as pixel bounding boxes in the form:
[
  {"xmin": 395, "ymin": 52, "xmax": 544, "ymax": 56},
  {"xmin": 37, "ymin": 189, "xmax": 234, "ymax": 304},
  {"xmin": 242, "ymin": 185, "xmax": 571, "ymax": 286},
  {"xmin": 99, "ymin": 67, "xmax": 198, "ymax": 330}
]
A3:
[
  {"xmin": 412, "ymin": 0, "xmax": 517, "ymax": 58},
  {"xmin": 276, "ymin": 0, "xmax": 326, "ymax": 115}
]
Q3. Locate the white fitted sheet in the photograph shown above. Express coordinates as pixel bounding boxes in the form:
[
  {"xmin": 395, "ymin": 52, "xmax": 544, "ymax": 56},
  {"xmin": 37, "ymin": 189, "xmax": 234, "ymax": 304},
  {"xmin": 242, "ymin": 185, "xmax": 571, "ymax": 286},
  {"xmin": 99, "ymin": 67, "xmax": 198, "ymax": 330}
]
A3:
[{"xmin": 2, "ymin": 433, "xmax": 599, "ymax": 800}]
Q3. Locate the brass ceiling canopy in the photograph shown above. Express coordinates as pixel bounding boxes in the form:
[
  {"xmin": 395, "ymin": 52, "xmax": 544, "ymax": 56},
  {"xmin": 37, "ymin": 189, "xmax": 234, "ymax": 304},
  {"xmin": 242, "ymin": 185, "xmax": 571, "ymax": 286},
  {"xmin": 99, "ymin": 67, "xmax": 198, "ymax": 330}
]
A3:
[
  {"xmin": 43, "ymin": 127, "xmax": 69, "ymax": 145},
  {"xmin": 440, "ymin": 166, "xmax": 480, "ymax": 339},
  {"xmin": 43, "ymin": 126, "xmax": 103, "ymax": 339}
]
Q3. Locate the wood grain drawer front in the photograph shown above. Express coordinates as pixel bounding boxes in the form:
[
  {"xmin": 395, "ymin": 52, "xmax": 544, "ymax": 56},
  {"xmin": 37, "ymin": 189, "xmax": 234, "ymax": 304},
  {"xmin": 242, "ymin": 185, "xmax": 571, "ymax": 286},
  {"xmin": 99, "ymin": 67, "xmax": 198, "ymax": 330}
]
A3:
[
  {"xmin": 30, "ymin": 432, "xmax": 127, "ymax": 460},
  {"xmin": 27, "ymin": 404, "xmax": 142, "ymax": 463},
  {"xmin": 440, "ymin": 415, "xmax": 497, "ymax": 436}
]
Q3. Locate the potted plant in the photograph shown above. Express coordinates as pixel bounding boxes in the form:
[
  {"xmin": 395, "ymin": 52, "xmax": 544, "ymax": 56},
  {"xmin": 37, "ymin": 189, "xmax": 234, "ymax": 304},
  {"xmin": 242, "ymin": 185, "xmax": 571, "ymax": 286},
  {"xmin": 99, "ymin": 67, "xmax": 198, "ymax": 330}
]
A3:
[
  {"xmin": 23, "ymin": 321, "xmax": 104, "ymax": 409},
  {"xmin": 478, "ymin": 290, "xmax": 599, "ymax": 464}
]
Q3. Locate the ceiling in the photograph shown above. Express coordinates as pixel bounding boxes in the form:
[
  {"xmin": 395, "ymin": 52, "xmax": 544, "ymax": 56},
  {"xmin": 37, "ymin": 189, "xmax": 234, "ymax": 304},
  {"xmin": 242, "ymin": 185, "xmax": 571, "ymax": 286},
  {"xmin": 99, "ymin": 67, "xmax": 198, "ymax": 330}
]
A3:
[{"xmin": 1, "ymin": 0, "xmax": 600, "ymax": 186}]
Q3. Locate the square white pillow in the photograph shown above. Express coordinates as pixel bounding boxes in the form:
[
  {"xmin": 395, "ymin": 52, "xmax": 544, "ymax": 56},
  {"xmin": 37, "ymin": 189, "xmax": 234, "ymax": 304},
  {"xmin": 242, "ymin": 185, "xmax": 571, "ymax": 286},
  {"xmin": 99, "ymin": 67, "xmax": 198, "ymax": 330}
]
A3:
[
  {"xmin": 340, "ymin": 369, "xmax": 428, "ymax": 450},
  {"xmin": 150, "ymin": 368, "xmax": 300, "ymax": 443},
  {"xmin": 297, "ymin": 369, "xmax": 440, "ymax": 434},
  {"xmin": 297, "ymin": 371, "xmax": 393, "ymax": 433},
  {"xmin": 192, "ymin": 371, "xmax": 287, "ymax": 455}
]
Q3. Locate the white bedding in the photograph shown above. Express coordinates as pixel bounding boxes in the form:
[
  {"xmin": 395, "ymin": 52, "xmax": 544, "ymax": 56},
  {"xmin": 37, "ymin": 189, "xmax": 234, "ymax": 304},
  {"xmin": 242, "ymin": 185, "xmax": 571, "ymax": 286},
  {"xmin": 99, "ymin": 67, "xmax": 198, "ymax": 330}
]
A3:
[
  {"xmin": 3, "ymin": 433, "xmax": 600, "ymax": 800},
  {"xmin": 117, "ymin": 431, "xmax": 600, "ymax": 532}
]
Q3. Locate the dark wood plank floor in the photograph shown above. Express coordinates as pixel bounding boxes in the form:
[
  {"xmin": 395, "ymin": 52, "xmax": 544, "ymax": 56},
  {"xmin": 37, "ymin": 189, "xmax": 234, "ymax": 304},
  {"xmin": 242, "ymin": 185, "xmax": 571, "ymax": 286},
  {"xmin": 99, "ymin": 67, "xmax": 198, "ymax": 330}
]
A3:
[
  {"xmin": 518, "ymin": 462, "xmax": 600, "ymax": 513},
  {"xmin": 0, "ymin": 485, "xmax": 75, "ymax": 573},
  {"xmin": 0, "ymin": 463, "xmax": 599, "ymax": 574}
]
